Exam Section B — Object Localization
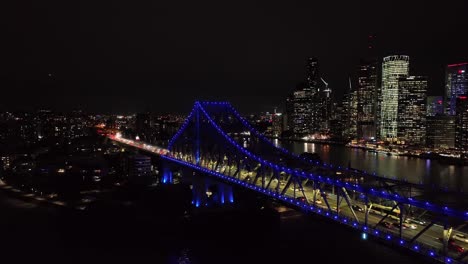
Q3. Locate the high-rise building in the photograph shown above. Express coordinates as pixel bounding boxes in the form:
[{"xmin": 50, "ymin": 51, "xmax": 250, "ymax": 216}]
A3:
[
  {"xmin": 426, "ymin": 96, "xmax": 444, "ymax": 117},
  {"xmin": 357, "ymin": 58, "xmax": 378, "ymax": 140},
  {"xmin": 271, "ymin": 110, "xmax": 283, "ymax": 137},
  {"xmin": 306, "ymin": 57, "xmax": 322, "ymax": 133},
  {"xmin": 329, "ymin": 102, "xmax": 343, "ymax": 139},
  {"xmin": 455, "ymin": 96, "xmax": 468, "ymax": 150},
  {"xmin": 380, "ymin": 55, "xmax": 410, "ymax": 142},
  {"xmin": 426, "ymin": 115, "xmax": 456, "ymax": 149},
  {"xmin": 341, "ymin": 79, "xmax": 358, "ymax": 140},
  {"xmin": 318, "ymin": 78, "xmax": 333, "ymax": 135},
  {"xmin": 445, "ymin": 63, "xmax": 468, "ymax": 116},
  {"xmin": 397, "ymin": 76, "xmax": 427, "ymax": 145},
  {"xmin": 306, "ymin": 57, "xmax": 320, "ymax": 90},
  {"xmin": 287, "ymin": 58, "xmax": 332, "ymax": 137},
  {"xmin": 286, "ymin": 83, "xmax": 313, "ymax": 136}
]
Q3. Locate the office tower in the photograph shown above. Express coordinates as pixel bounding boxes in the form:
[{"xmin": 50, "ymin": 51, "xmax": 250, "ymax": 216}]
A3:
[
  {"xmin": 357, "ymin": 58, "xmax": 378, "ymax": 140},
  {"xmin": 306, "ymin": 57, "xmax": 322, "ymax": 133},
  {"xmin": 397, "ymin": 76, "xmax": 427, "ymax": 145},
  {"xmin": 286, "ymin": 83, "xmax": 313, "ymax": 136},
  {"xmin": 380, "ymin": 55, "xmax": 410, "ymax": 142},
  {"xmin": 426, "ymin": 96, "xmax": 444, "ymax": 117},
  {"xmin": 272, "ymin": 112, "xmax": 283, "ymax": 137},
  {"xmin": 319, "ymin": 77, "xmax": 333, "ymax": 135},
  {"xmin": 455, "ymin": 96, "xmax": 468, "ymax": 150},
  {"xmin": 341, "ymin": 78, "xmax": 358, "ymax": 139},
  {"xmin": 445, "ymin": 62, "xmax": 468, "ymax": 115},
  {"xmin": 426, "ymin": 115, "xmax": 456, "ymax": 149}
]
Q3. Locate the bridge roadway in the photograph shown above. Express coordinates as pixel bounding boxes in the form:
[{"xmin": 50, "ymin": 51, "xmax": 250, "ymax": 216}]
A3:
[{"xmin": 109, "ymin": 135, "xmax": 468, "ymax": 263}]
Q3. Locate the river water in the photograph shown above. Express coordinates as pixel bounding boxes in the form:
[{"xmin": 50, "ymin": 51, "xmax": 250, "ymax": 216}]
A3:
[{"xmin": 274, "ymin": 139, "xmax": 468, "ymax": 193}]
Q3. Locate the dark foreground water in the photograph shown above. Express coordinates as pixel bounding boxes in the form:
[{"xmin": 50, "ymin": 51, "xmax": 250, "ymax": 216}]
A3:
[{"xmin": 0, "ymin": 185, "xmax": 434, "ymax": 264}]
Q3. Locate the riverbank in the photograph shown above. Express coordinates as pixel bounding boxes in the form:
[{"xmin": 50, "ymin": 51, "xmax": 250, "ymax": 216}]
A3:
[
  {"xmin": 266, "ymin": 135, "xmax": 348, "ymax": 146},
  {"xmin": 346, "ymin": 144, "xmax": 468, "ymax": 166}
]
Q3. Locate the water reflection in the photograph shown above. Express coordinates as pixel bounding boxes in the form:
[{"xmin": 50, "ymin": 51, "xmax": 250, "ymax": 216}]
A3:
[{"xmin": 278, "ymin": 140, "xmax": 468, "ymax": 192}]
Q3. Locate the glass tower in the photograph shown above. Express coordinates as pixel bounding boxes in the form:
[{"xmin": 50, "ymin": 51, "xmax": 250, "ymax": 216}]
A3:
[
  {"xmin": 357, "ymin": 58, "xmax": 378, "ymax": 140},
  {"xmin": 380, "ymin": 55, "xmax": 409, "ymax": 141},
  {"xmin": 445, "ymin": 62, "xmax": 468, "ymax": 116},
  {"xmin": 397, "ymin": 76, "xmax": 427, "ymax": 145}
]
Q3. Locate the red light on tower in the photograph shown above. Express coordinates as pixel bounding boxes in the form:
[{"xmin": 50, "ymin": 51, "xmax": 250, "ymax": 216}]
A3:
[
  {"xmin": 437, "ymin": 100, "xmax": 443, "ymax": 104},
  {"xmin": 459, "ymin": 70, "xmax": 464, "ymax": 74},
  {"xmin": 459, "ymin": 96, "xmax": 467, "ymax": 100}
]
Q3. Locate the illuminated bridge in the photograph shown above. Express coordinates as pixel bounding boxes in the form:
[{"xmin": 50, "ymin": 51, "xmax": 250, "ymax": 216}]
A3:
[{"xmin": 108, "ymin": 101, "xmax": 468, "ymax": 264}]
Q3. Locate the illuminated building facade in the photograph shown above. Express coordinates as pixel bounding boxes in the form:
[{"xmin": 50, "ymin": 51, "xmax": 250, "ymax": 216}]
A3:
[
  {"xmin": 426, "ymin": 115, "xmax": 455, "ymax": 149},
  {"xmin": 380, "ymin": 55, "xmax": 409, "ymax": 142},
  {"xmin": 357, "ymin": 58, "xmax": 378, "ymax": 140},
  {"xmin": 286, "ymin": 83, "xmax": 313, "ymax": 136},
  {"xmin": 455, "ymin": 95, "xmax": 468, "ymax": 150},
  {"xmin": 397, "ymin": 76, "xmax": 427, "ymax": 145},
  {"xmin": 445, "ymin": 62, "xmax": 468, "ymax": 116}
]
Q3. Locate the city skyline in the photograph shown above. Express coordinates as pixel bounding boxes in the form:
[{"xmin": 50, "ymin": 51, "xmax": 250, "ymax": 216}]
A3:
[
  {"xmin": 3, "ymin": 0, "xmax": 468, "ymax": 113},
  {"xmin": 3, "ymin": 2, "xmax": 468, "ymax": 264}
]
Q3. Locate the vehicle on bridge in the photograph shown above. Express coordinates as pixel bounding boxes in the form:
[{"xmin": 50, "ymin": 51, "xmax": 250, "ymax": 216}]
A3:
[
  {"xmin": 378, "ymin": 221, "xmax": 393, "ymax": 229},
  {"xmin": 351, "ymin": 205, "xmax": 364, "ymax": 212},
  {"xmin": 453, "ymin": 233, "xmax": 468, "ymax": 243},
  {"xmin": 449, "ymin": 243, "xmax": 465, "ymax": 253},
  {"xmin": 406, "ymin": 217, "xmax": 426, "ymax": 225},
  {"xmin": 369, "ymin": 203, "xmax": 400, "ymax": 221}
]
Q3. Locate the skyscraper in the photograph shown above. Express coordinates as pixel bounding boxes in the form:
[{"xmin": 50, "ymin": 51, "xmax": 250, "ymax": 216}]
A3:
[
  {"xmin": 306, "ymin": 57, "xmax": 320, "ymax": 90},
  {"xmin": 445, "ymin": 62, "xmax": 468, "ymax": 116},
  {"xmin": 397, "ymin": 76, "xmax": 427, "ymax": 145},
  {"xmin": 341, "ymin": 78, "xmax": 357, "ymax": 140},
  {"xmin": 426, "ymin": 115, "xmax": 456, "ymax": 149},
  {"xmin": 306, "ymin": 57, "xmax": 322, "ymax": 133},
  {"xmin": 318, "ymin": 77, "xmax": 333, "ymax": 135},
  {"xmin": 286, "ymin": 83, "xmax": 312, "ymax": 136},
  {"xmin": 286, "ymin": 57, "xmax": 333, "ymax": 137},
  {"xmin": 455, "ymin": 95, "xmax": 468, "ymax": 150},
  {"xmin": 380, "ymin": 55, "xmax": 410, "ymax": 141},
  {"xmin": 357, "ymin": 58, "xmax": 378, "ymax": 140}
]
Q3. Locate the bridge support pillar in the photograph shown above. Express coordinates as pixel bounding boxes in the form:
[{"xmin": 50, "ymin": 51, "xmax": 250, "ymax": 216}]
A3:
[
  {"xmin": 217, "ymin": 182, "xmax": 234, "ymax": 204},
  {"xmin": 191, "ymin": 172, "xmax": 206, "ymax": 207},
  {"xmin": 161, "ymin": 165, "xmax": 173, "ymax": 184}
]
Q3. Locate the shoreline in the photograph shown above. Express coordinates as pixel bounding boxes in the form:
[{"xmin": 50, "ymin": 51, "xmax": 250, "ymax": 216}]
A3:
[
  {"xmin": 266, "ymin": 136, "xmax": 468, "ymax": 166},
  {"xmin": 346, "ymin": 145, "xmax": 468, "ymax": 166},
  {"xmin": 266, "ymin": 136, "xmax": 347, "ymax": 146}
]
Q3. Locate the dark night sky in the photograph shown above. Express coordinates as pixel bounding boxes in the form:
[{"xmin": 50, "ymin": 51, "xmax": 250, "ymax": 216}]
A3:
[{"xmin": 3, "ymin": 0, "xmax": 468, "ymax": 114}]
